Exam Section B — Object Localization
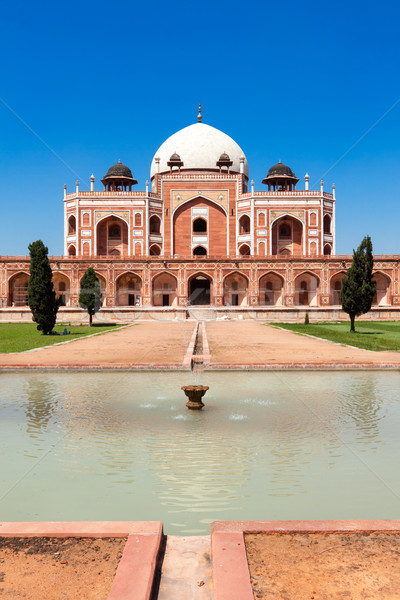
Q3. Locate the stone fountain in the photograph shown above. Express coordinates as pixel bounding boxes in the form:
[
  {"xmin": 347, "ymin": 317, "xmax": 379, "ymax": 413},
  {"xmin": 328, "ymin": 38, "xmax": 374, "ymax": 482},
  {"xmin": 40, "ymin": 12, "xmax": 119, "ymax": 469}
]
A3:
[{"xmin": 181, "ymin": 385, "xmax": 209, "ymax": 409}]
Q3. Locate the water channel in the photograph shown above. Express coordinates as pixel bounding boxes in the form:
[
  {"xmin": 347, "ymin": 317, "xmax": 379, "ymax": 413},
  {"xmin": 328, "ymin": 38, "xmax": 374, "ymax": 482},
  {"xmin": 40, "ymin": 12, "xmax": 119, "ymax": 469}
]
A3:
[{"xmin": 0, "ymin": 371, "xmax": 399, "ymax": 534}]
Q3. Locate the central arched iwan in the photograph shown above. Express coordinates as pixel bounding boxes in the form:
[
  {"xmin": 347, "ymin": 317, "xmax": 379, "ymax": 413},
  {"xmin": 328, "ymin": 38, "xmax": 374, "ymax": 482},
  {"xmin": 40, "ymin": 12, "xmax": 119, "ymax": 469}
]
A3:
[{"xmin": 173, "ymin": 198, "xmax": 226, "ymax": 257}]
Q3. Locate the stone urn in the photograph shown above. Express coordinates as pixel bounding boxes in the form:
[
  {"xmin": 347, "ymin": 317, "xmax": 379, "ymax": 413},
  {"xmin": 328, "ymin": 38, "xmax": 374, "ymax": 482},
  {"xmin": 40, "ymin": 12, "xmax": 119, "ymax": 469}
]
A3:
[{"xmin": 181, "ymin": 385, "xmax": 209, "ymax": 410}]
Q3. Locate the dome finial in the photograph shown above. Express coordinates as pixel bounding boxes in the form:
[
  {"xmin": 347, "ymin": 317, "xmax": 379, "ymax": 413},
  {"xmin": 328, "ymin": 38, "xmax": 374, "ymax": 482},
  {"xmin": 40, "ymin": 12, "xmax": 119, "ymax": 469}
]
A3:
[{"xmin": 197, "ymin": 103, "xmax": 202, "ymax": 123}]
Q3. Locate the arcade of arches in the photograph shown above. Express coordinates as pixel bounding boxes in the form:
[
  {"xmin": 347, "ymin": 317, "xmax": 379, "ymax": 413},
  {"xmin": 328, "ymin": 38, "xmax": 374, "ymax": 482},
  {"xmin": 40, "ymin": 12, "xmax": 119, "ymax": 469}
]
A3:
[{"xmin": 3, "ymin": 263, "xmax": 395, "ymax": 310}]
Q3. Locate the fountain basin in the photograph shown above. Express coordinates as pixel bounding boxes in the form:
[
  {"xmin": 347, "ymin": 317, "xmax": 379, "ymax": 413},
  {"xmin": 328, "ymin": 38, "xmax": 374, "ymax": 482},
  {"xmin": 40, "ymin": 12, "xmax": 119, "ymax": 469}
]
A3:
[{"xmin": 181, "ymin": 385, "xmax": 209, "ymax": 409}]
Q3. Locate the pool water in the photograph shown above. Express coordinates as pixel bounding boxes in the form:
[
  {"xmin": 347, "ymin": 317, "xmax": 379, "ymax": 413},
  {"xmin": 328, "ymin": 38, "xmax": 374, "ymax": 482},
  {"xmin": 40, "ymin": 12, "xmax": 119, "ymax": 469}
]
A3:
[{"xmin": 1, "ymin": 371, "xmax": 400, "ymax": 534}]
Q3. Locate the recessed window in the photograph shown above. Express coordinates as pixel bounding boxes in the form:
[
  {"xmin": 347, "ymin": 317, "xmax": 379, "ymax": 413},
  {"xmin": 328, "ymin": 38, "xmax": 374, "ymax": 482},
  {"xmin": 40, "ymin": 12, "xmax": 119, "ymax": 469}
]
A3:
[
  {"xmin": 109, "ymin": 225, "xmax": 121, "ymax": 239},
  {"xmin": 193, "ymin": 218, "xmax": 207, "ymax": 233},
  {"xmin": 279, "ymin": 224, "xmax": 291, "ymax": 238},
  {"xmin": 239, "ymin": 215, "xmax": 250, "ymax": 234},
  {"xmin": 150, "ymin": 215, "xmax": 161, "ymax": 234}
]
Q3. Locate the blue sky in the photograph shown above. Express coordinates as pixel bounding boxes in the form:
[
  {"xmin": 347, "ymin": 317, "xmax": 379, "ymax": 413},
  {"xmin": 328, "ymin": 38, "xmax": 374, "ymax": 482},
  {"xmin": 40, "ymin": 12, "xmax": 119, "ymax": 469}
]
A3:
[{"xmin": 1, "ymin": 0, "xmax": 399, "ymax": 256}]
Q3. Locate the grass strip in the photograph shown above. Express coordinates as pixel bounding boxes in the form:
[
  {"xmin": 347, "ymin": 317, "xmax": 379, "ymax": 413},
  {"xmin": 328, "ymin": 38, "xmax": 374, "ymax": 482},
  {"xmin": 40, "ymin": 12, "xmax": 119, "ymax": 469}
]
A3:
[
  {"xmin": 271, "ymin": 321, "xmax": 400, "ymax": 352},
  {"xmin": 0, "ymin": 323, "xmax": 125, "ymax": 353}
]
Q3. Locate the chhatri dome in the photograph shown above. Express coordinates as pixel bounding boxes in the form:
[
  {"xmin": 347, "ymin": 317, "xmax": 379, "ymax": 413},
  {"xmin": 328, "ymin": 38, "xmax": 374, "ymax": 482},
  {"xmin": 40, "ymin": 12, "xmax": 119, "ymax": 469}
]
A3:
[{"xmin": 150, "ymin": 105, "xmax": 249, "ymax": 179}]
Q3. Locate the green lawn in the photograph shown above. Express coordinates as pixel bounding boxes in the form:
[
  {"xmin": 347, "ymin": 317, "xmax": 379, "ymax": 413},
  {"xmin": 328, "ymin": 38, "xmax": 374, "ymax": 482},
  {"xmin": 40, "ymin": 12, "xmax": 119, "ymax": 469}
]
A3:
[
  {"xmin": 0, "ymin": 323, "xmax": 123, "ymax": 353},
  {"xmin": 272, "ymin": 321, "xmax": 400, "ymax": 352}
]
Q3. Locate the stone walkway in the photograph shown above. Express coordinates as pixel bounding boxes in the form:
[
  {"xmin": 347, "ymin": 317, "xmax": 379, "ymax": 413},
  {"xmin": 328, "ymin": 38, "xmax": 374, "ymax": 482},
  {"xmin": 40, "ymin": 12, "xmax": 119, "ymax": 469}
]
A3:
[
  {"xmin": 0, "ymin": 322, "xmax": 195, "ymax": 368},
  {"xmin": 0, "ymin": 320, "xmax": 399, "ymax": 369},
  {"xmin": 205, "ymin": 321, "xmax": 400, "ymax": 368},
  {"xmin": 157, "ymin": 536, "xmax": 212, "ymax": 600}
]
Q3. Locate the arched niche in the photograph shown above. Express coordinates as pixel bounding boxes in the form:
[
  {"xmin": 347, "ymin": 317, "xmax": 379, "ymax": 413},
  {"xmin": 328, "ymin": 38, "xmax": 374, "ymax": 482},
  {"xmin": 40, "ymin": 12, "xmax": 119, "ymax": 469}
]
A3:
[
  {"xmin": 152, "ymin": 273, "xmax": 178, "ymax": 307},
  {"xmin": 68, "ymin": 245, "xmax": 76, "ymax": 257},
  {"xmin": 150, "ymin": 215, "xmax": 161, "ymax": 234},
  {"xmin": 223, "ymin": 272, "xmax": 248, "ymax": 306},
  {"xmin": 324, "ymin": 244, "xmax": 332, "ymax": 256},
  {"xmin": 80, "ymin": 272, "xmax": 106, "ymax": 307},
  {"xmin": 8, "ymin": 272, "xmax": 29, "ymax": 307},
  {"xmin": 294, "ymin": 272, "xmax": 319, "ymax": 306},
  {"xmin": 258, "ymin": 212, "xmax": 266, "ymax": 227},
  {"xmin": 116, "ymin": 272, "xmax": 142, "ymax": 306},
  {"xmin": 330, "ymin": 272, "xmax": 346, "ymax": 305},
  {"xmin": 271, "ymin": 215, "xmax": 303, "ymax": 256},
  {"xmin": 68, "ymin": 215, "xmax": 76, "ymax": 235},
  {"xmin": 53, "ymin": 273, "xmax": 71, "ymax": 307},
  {"xmin": 193, "ymin": 245, "xmax": 207, "ymax": 257},
  {"xmin": 372, "ymin": 272, "xmax": 391, "ymax": 306},
  {"xmin": 238, "ymin": 244, "xmax": 250, "ymax": 256},
  {"xmin": 96, "ymin": 216, "xmax": 128, "ymax": 257},
  {"xmin": 193, "ymin": 218, "xmax": 207, "ymax": 233},
  {"xmin": 259, "ymin": 272, "xmax": 284, "ymax": 306},
  {"xmin": 323, "ymin": 214, "xmax": 331, "ymax": 234},
  {"xmin": 189, "ymin": 273, "xmax": 212, "ymax": 305},
  {"xmin": 239, "ymin": 214, "xmax": 250, "ymax": 234},
  {"xmin": 149, "ymin": 244, "xmax": 161, "ymax": 256}
]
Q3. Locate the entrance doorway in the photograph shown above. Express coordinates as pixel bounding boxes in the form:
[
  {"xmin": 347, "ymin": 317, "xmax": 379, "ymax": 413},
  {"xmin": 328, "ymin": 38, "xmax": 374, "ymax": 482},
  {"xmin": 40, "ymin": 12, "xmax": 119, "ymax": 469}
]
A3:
[
  {"xmin": 189, "ymin": 276, "xmax": 211, "ymax": 305},
  {"xmin": 232, "ymin": 293, "xmax": 239, "ymax": 306},
  {"xmin": 162, "ymin": 294, "xmax": 169, "ymax": 306}
]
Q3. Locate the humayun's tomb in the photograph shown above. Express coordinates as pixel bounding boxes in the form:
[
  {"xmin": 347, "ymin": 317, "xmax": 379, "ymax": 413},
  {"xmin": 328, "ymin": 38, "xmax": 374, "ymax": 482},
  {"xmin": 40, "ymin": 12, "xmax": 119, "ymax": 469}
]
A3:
[{"xmin": 1, "ymin": 106, "xmax": 399, "ymax": 321}]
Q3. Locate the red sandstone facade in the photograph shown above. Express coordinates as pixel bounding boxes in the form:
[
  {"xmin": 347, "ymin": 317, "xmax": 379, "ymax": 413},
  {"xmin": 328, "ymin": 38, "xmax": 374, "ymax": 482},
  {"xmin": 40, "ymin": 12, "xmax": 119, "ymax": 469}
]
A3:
[{"xmin": 1, "ymin": 113, "xmax": 398, "ymax": 320}]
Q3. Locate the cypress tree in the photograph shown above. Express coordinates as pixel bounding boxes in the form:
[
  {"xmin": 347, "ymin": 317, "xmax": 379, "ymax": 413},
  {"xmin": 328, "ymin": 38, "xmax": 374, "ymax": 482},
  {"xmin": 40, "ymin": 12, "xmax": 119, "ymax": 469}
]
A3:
[
  {"xmin": 340, "ymin": 236, "xmax": 376, "ymax": 332},
  {"xmin": 79, "ymin": 267, "xmax": 102, "ymax": 326},
  {"xmin": 27, "ymin": 240, "xmax": 61, "ymax": 334}
]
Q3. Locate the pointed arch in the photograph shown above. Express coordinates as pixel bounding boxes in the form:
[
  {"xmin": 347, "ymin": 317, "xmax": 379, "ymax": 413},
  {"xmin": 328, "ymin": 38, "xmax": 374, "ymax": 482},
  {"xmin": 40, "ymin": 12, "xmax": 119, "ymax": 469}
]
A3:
[
  {"xmin": 149, "ymin": 244, "xmax": 161, "ymax": 256},
  {"xmin": 193, "ymin": 245, "xmax": 207, "ymax": 257},
  {"xmin": 259, "ymin": 271, "xmax": 284, "ymax": 306},
  {"xmin": 372, "ymin": 271, "xmax": 391, "ymax": 306},
  {"xmin": 238, "ymin": 243, "xmax": 250, "ymax": 256},
  {"xmin": 152, "ymin": 272, "xmax": 178, "ymax": 306},
  {"xmin": 223, "ymin": 271, "xmax": 249, "ymax": 306},
  {"xmin": 330, "ymin": 271, "xmax": 346, "ymax": 305},
  {"xmin": 96, "ymin": 214, "xmax": 129, "ymax": 257},
  {"xmin": 52, "ymin": 272, "xmax": 71, "ymax": 307},
  {"xmin": 8, "ymin": 271, "xmax": 30, "ymax": 307},
  {"xmin": 239, "ymin": 214, "xmax": 251, "ymax": 234},
  {"xmin": 271, "ymin": 214, "xmax": 304, "ymax": 256},
  {"xmin": 294, "ymin": 271, "xmax": 319, "ymax": 306},
  {"xmin": 188, "ymin": 272, "xmax": 213, "ymax": 305},
  {"xmin": 149, "ymin": 214, "xmax": 161, "ymax": 234},
  {"xmin": 68, "ymin": 215, "xmax": 76, "ymax": 235},
  {"xmin": 115, "ymin": 271, "xmax": 142, "ymax": 306}
]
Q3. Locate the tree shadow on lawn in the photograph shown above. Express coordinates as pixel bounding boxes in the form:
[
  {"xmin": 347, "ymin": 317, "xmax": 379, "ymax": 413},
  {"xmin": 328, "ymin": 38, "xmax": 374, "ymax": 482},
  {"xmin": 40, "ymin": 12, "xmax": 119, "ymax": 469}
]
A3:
[{"xmin": 356, "ymin": 331, "xmax": 384, "ymax": 335}]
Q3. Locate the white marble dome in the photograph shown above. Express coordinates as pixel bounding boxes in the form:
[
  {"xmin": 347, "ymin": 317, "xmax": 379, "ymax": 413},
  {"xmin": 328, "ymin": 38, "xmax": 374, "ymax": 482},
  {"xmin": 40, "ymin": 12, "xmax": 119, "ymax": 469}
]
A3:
[{"xmin": 150, "ymin": 122, "xmax": 249, "ymax": 179}]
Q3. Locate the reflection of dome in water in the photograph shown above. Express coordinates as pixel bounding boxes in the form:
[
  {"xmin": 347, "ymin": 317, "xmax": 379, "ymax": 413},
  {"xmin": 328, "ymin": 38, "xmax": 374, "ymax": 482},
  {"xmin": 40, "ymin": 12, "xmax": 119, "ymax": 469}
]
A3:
[{"xmin": 150, "ymin": 122, "xmax": 249, "ymax": 179}]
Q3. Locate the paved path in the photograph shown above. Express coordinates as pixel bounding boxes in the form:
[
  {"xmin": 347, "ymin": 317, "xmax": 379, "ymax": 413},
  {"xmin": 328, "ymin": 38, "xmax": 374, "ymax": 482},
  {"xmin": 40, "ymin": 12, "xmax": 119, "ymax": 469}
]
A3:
[
  {"xmin": 1, "ymin": 320, "xmax": 399, "ymax": 369},
  {"xmin": 0, "ymin": 322, "xmax": 195, "ymax": 368},
  {"xmin": 157, "ymin": 536, "xmax": 212, "ymax": 600},
  {"xmin": 205, "ymin": 321, "xmax": 400, "ymax": 368}
]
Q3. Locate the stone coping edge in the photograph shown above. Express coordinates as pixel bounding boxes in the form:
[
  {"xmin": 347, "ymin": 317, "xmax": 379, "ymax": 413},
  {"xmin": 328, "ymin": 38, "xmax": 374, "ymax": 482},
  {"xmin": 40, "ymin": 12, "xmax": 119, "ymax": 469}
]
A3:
[
  {"xmin": 0, "ymin": 364, "xmax": 190, "ymax": 371},
  {"xmin": 1, "ymin": 363, "xmax": 399, "ymax": 372},
  {"xmin": 0, "ymin": 521, "xmax": 164, "ymax": 600},
  {"xmin": 182, "ymin": 322, "xmax": 199, "ymax": 367},
  {"xmin": 210, "ymin": 520, "xmax": 400, "ymax": 600}
]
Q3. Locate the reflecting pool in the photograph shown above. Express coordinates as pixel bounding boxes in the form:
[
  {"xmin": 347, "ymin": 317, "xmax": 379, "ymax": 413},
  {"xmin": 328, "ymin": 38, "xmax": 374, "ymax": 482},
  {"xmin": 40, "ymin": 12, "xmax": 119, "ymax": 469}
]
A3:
[{"xmin": 1, "ymin": 371, "xmax": 400, "ymax": 534}]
